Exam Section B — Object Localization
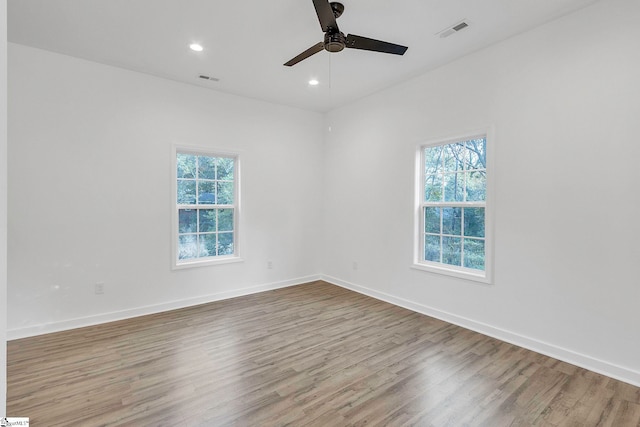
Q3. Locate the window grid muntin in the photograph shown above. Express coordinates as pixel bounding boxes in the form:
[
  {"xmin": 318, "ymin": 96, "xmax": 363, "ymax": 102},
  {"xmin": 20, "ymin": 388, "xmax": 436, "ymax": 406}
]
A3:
[
  {"xmin": 421, "ymin": 136, "xmax": 487, "ymax": 272},
  {"xmin": 424, "ymin": 137, "xmax": 486, "ymax": 204},
  {"xmin": 176, "ymin": 154, "xmax": 234, "ymax": 205},
  {"xmin": 423, "ymin": 205, "xmax": 486, "ymax": 269},
  {"xmin": 176, "ymin": 152, "xmax": 236, "ymax": 263},
  {"xmin": 177, "ymin": 207, "xmax": 235, "ymax": 259}
]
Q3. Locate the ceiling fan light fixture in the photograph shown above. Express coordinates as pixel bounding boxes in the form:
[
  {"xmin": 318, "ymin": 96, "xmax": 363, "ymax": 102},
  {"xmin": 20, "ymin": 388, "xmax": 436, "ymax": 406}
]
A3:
[
  {"xmin": 326, "ymin": 42, "xmax": 344, "ymax": 53},
  {"xmin": 325, "ymin": 31, "xmax": 346, "ymax": 53}
]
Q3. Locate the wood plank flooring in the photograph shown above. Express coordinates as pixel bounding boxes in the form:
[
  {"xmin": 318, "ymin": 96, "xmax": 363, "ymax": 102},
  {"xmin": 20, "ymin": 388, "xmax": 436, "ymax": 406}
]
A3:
[{"xmin": 7, "ymin": 281, "xmax": 640, "ymax": 426}]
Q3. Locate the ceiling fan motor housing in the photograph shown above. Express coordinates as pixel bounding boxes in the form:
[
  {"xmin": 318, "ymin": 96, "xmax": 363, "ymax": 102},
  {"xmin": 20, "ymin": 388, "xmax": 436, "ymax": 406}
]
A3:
[{"xmin": 324, "ymin": 31, "xmax": 346, "ymax": 52}]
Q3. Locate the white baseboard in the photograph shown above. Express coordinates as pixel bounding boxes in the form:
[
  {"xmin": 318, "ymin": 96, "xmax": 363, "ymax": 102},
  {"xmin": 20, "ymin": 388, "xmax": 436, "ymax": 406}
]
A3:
[
  {"xmin": 322, "ymin": 275, "xmax": 640, "ymax": 388},
  {"xmin": 9, "ymin": 273, "xmax": 640, "ymax": 388},
  {"xmin": 7, "ymin": 275, "xmax": 321, "ymax": 340}
]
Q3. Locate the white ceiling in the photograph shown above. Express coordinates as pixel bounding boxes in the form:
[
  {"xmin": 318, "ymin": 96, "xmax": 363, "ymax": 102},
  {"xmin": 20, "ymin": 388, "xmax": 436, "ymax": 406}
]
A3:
[{"xmin": 8, "ymin": 0, "xmax": 600, "ymax": 112}]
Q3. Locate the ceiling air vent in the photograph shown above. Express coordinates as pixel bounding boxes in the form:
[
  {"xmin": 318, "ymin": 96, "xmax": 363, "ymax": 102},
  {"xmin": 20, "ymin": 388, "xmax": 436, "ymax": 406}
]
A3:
[
  {"xmin": 198, "ymin": 75, "xmax": 220, "ymax": 82},
  {"xmin": 437, "ymin": 20, "xmax": 470, "ymax": 38}
]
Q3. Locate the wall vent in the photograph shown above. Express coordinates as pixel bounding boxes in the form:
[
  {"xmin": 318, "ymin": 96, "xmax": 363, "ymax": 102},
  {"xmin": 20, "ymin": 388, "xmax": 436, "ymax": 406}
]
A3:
[
  {"xmin": 452, "ymin": 22, "xmax": 469, "ymax": 32},
  {"xmin": 437, "ymin": 20, "xmax": 470, "ymax": 38},
  {"xmin": 198, "ymin": 75, "xmax": 220, "ymax": 82}
]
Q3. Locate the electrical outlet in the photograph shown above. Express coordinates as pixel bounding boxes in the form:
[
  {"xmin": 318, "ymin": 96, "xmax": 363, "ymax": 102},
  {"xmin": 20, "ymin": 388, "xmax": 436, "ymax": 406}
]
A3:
[
  {"xmin": 95, "ymin": 282, "xmax": 105, "ymax": 295},
  {"xmin": 267, "ymin": 261, "xmax": 273, "ymax": 269},
  {"xmin": 352, "ymin": 261, "xmax": 358, "ymax": 270}
]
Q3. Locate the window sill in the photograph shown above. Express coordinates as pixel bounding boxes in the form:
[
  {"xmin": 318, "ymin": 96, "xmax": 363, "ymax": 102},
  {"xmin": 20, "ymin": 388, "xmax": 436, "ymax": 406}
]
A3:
[
  {"xmin": 411, "ymin": 262, "xmax": 491, "ymax": 285},
  {"xmin": 173, "ymin": 256, "xmax": 244, "ymax": 270}
]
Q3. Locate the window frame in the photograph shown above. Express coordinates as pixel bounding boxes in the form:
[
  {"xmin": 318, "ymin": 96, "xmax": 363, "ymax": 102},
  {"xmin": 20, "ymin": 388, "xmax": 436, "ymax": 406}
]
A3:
[
  {"xmin": 171, "ymin": 145, "xmax": 243, "ymax": 270},
  {"xmin": 413, "ymin": 129, "xmax": 493, "ymax": 284}
]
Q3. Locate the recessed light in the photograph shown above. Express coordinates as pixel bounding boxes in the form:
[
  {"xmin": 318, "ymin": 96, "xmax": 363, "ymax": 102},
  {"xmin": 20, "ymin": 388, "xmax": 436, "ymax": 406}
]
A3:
[
  {"xmin": 309, "ymin": 79, "xmax": 319, "ymax": 86},
  {"xmin": 189, "ymin": 43, "xmax": 204, "ymax": 52}
]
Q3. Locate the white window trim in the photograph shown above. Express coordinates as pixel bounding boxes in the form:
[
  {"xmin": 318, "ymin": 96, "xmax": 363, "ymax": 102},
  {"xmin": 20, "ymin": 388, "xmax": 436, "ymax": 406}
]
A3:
[
  {"xmin": 171, "ymin": 144, "xmax": 243, "ymax": 270},
  {"xmin": 412, "ymin": 128, "xmax": 494, "ymax": 285}
]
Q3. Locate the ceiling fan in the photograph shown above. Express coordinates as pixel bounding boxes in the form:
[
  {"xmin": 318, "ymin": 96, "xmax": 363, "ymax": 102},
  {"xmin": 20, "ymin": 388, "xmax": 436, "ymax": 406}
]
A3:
[{"xmin": 284, "ymin": 0, "xmax": 408, "ymax": 67}]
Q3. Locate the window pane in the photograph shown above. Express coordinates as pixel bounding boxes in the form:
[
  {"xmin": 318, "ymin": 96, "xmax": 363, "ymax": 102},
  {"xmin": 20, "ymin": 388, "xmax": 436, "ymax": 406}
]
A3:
[
  {"xmin": 199, "ymin": 209, "xmax": 216, "ymax": 232},
  {"xmin": 178, "ymin": 209, "xmax": 197, "ymax": 233},
  {"xmin": 464, "ymin": 208, "xmax": 485, "ymax": 238},
  {"xmin": 424, "ymin": 146, "xmax": 442, "ymax": 175},
  {"xmin": 177, "ymin": 154, "xmax": 196, "ymax": 179},
  {"xmin": 442, "ymin": 207, "xmax": 462, "ymax": 236},
  {"xmin": 198, "ymin": 181, "xmax": 216, "ymax": 204},
  {"xmin": 418, "ymin": 137, "xmax": 487, "ymax": 275},
  {"xmin": 217, "ymin": 157, "xmax": 234, "ymax": 181},
  {"xmin": 466, "ymin": 138, "xmax": 486, "ymax": 170},
  {"xmin": 199, "ymin": 234, "xmax": 217, "ymax": 257},
  {"xmin": 443, "ymin": 143, "xmax": 465, "ymax": 172},
  {"xmin": 464, "ymin": 238, "xmax": 485, "ymax": 270},
  {"xmin": 198, "ymin": 156, "xmax": 216, "ymax": 180},
  {"xmin": 425, "ymin": 235, "xmax": 441, "ymax": 262},
  {"xmin": 178, "ymin": 234, "xmax": 198, "ymax": 260},
  {"xmin": 217, "ymin": 182, "xmax": 234, "ymax": 205},
  {"xmin": 466, "ymin": 170, "xmax": 486, "ymax": 202},
  {"xmin": 425, "ymin": 174, "xmax": 443, "ymax": 202},
  {"xmin": 424, "ymin": 207, "xmax": 440, "ymax": 234},
  {"xmin": 444, "ymin": 173, "xmax": 464, "ymax": 202},
  {"xmin": 218, "ymin": 209, "xmax": 234, "ymax": 232},
  {"xmin": 176, "ymin": 152, "xmax": 238, "ymax": 264},
  {"xmin": 442, "ymin": 236, "xmax": 462, "ymax": 266},
  {"xmin": 218, "ymin": 232, "xmax": 234, "ymax": 255},
  {"xmin": 177, "ymin": 180, "xmax": 196, "ymax": 204}
]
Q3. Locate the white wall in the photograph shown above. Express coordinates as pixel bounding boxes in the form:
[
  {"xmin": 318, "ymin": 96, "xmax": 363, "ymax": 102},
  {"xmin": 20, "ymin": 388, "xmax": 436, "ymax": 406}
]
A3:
[
  {"xmin": 7, "ymin": 44, "xmax": 324, "ymax": 337},
  {"xmin": 1, "ymin": 0, "xmax": 8, "ymax": 414},
  {"xmin": 322, "ymin": 0, "xmax": 640, "ymax": 385}
]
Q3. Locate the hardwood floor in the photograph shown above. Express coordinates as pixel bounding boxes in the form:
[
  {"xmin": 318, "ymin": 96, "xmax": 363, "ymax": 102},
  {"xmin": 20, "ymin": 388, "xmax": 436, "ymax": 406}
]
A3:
[{"xmin": 7, "ymin": 281, "xmax": 640, "ymax": 426}]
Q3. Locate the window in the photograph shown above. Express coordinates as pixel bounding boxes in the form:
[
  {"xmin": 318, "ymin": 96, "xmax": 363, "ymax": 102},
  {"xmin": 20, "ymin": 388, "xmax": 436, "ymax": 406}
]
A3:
[
  {"xmin": 173, "ymin": 149, "xmax": 240, "ymax": 268},
  {"xmin": 414, "ymin": 133, "xmax": 491, "ymax": 283}
]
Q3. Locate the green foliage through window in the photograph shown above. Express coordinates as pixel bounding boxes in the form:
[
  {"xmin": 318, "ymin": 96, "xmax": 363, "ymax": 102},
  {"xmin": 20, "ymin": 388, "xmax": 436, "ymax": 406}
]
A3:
[
  {"xmin": 422, "ymin": 137, "xmax": 486, "ymax": 272},
  {"xmin": 177, "ymin": 153, "xmax": 236, "ymax": 261}
]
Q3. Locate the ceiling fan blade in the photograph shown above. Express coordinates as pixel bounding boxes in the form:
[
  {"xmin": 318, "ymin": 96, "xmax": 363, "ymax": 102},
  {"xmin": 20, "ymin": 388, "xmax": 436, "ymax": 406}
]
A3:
[
  {"xmin": 313, "ymin": 0, "xmax": 339, "ymax": 33},
  {"xmin": 345, "ymin": 34, "xmax": 408, "ymax": 55},
  {"xmin": 284, "ymin": 42, "xmax": 325, "ymax": 67}
]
